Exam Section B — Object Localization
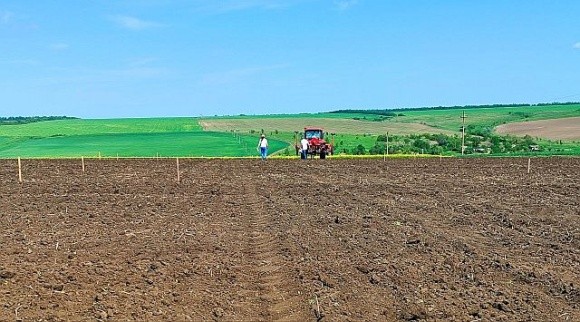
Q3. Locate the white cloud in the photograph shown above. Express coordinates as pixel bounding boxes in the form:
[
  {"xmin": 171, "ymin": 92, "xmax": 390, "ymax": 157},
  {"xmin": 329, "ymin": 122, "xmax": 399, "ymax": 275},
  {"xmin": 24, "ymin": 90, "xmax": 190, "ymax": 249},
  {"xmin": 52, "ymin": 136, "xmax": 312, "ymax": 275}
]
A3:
[
  {"xmin": 0, "ymin": 11, "xmax": 38, "ymax": 31},
  {"xmin": 219, "ymin": 0, "xmax": 289, "ymax": 11},
  {"xmin": 193, "ymin": 0, "xmax": 311, "ymax": 13},
  {"xmin": 334, "ymin": 0, "xmax": 359, "ymax": 11},
  {"xmin": 0, "ymin": 59, "xmax": 39, "ymax": 66},
  {"xmin": 574, "ymin": 42, "xmax": 580, "ymax": 49},
  {"xmin": 118, "ymin": 0, "xmax": 314, "ymax": 14},
  {"xmin": 50, "ymin": 43, "xmax": 69, "ymax": 51},
  {"xmin": 127, "ymin": 57, "xmax": 158, "ymax": 68},
  {"xmin": 110, "ymin": 15, "xmax": 164, "ymax": 30},
  {"xmin": 103, "ymin": 67, "xmax": 170, "ymax": 79},
  {"xmin": 0, "ymin": 10, "xmax": 14, "ymax": 24}
]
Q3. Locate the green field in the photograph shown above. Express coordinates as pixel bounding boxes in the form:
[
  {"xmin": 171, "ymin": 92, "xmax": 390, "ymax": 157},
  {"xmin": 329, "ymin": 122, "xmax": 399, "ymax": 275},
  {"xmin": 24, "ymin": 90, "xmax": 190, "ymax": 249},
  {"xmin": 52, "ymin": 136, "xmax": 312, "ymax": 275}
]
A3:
[
  {"xmin": 200, "ymin": 104, "xmax": 580, "ymax": 134},
  {"xmin": 1, "ymin": 104, "xmax": 579, "ymax": 158},
  {"xmin": 0, "ymin": 117, "xmax": 202, "ymax": 137},
  {"xmin": 0, "ymin": 118, "xmax": 288, "ymax": 158},
  {"xmin": 0, "ymin": 132, "xmax": 288, "ymax": 158},
  {"xmin": 199, "ymin": 104, "xmax": 580, "ymax": 156},
  {"xmin": 393, "ymin": 104, "xmax": 580, "ymax": 135}
]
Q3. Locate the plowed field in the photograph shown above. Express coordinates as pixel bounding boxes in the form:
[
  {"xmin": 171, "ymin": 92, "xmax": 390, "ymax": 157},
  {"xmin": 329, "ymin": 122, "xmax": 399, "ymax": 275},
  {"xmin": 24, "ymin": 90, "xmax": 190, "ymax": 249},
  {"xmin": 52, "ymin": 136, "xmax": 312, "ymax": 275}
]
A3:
[
  {"xmin": 1, "ymin": 158, "xmax": 579, "ymax": 321},
  {"xmin": 495, "ymin": 117, "xmax": 580, "ymax": 140}
]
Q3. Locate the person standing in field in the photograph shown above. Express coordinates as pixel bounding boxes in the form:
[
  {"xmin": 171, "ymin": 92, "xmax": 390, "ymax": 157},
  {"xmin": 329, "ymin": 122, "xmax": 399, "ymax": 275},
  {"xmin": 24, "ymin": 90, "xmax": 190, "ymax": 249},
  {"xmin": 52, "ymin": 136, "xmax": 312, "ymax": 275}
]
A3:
[
  {"xmin": 300, "ymin": 135, "xmax": 309, "ymax": 159},
  {"xmin": 257, "ymin": 134, "xmax": 268, "ymax": 160}
]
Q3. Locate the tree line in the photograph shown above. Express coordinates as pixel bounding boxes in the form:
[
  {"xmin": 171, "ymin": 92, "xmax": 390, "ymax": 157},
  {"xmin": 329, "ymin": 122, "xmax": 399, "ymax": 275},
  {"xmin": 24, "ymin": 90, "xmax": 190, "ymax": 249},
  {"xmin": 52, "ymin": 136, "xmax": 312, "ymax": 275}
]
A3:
[
  {"xmin": 329, "ymin": 101, "xmax": 579, "ymax": 115},
  {"xmin": 0, "ymin": 116, "xmax": 77, "ymax": 125},
  {"xmin": 334, "ymin": 132, "xmax": 568, "ymax": 156}
]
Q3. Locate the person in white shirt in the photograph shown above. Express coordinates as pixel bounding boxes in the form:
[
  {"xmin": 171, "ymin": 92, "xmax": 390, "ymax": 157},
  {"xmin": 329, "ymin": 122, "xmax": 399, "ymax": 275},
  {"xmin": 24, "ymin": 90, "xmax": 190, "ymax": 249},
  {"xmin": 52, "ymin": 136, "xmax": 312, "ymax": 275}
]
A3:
[
  {"xmin": 300, "ymin": 135, "xmax": 309, "ymax": 159},
  {"xmin": 257, "ymin": 134, "xmax": 268, "ymax": 160}
]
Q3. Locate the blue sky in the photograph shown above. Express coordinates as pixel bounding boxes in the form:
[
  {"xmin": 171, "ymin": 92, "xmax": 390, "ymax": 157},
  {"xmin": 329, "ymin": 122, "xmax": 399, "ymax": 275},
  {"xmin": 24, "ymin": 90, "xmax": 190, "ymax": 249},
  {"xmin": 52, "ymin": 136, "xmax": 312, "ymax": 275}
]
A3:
[{"xmin": 1, "ymin": 0, "xmax": 579, "ymax": 118}]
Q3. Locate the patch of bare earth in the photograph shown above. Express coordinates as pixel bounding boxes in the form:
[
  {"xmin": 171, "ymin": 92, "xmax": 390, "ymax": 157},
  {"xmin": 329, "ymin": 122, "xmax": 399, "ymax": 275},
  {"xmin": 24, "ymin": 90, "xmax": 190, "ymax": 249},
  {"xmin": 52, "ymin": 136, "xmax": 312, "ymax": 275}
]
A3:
[
  {"xmin": 0, "ymin": 158, "xmax": 579, "ymax": 321},
  {"xmin": 495, "ymin": 117, "xmax": 580, "ymax": 140},
  {"xmin": 199, "ymin": 118, "xmax": 455, "ymax": 135}
]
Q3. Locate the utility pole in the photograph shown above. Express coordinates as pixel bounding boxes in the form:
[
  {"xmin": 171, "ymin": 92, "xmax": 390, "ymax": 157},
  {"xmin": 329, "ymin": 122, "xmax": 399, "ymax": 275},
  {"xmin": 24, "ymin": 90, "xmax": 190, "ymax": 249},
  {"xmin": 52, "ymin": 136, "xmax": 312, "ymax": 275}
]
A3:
[{"xmin": 461, "ymin": 110, "xmax": 467, "ymax": 155}]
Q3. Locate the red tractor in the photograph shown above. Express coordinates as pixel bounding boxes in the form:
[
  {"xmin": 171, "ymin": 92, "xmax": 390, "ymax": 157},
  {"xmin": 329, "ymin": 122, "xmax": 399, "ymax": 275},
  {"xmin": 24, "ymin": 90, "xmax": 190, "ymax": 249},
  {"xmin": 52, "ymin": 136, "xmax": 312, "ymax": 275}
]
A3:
[{"xmin": 295, "ymin": 127, "xmax": 334, "ymax": 159}]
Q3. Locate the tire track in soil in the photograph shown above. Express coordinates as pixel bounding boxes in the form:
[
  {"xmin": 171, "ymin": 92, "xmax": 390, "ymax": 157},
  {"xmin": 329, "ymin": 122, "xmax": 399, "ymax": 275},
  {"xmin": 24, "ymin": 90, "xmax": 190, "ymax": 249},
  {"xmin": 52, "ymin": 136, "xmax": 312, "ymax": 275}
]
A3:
[{"xmin": 235, "ymin": 175, "xmax": 306, "ymax": 321}]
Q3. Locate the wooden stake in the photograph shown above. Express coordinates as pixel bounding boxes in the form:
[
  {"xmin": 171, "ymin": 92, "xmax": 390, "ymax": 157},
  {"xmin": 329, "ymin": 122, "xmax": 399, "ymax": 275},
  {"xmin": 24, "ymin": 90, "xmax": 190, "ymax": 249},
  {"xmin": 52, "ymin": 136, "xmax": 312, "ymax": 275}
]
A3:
[
  {"xmin": 527, "ymin": 158, "xmax": 531, "ymax": 174},
  {"xmin": 386, "ymin": 132, "xmax": 389, "ymax": 156},
  {"xmin": 176, "ymin": 157, "xmax": 181, "ymax": 183},
  {"xmin": 461, "ymin": 110, "xmax": 466, "ymax": 155},
  {"xmin": 18, "ymin": 157, "xmax": 22, "ymax": 183},
  {"xmin": 315, "ymin": 294, "xmax": 321, "ymax": 319},
  {"xmin": 98, "ymin": 152, "xmax": 101, "ymax": 159},
  {"xmin": 81, "ymin": 156, "xmax": 85, "ymax": 173}
]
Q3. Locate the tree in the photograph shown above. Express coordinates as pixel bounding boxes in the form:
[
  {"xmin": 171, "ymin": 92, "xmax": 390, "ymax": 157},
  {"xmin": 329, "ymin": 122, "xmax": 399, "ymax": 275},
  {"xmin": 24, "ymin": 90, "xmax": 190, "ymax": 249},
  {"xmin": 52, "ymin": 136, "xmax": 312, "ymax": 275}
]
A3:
[
  {"xmin": 523, "ymin": 135, "xmax": 535, "ymax": 146},
  {"xmin": 413, "ymin": 138, "xmax": 430, "ymax": 151},
  {"xmin": 369, "ymin": 144, "xmax": 385, "ymax": 155},
  {"xmin": 352, "ymin": 144, "xmax": 366, "ymax": 155}
]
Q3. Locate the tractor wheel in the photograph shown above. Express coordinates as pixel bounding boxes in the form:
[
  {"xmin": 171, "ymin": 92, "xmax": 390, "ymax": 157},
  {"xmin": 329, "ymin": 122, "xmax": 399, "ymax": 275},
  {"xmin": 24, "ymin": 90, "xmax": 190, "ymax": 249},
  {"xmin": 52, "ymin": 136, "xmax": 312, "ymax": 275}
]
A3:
[{"xmin": 320, "ymin": 151, "xmax": 326, "ymax": 159}]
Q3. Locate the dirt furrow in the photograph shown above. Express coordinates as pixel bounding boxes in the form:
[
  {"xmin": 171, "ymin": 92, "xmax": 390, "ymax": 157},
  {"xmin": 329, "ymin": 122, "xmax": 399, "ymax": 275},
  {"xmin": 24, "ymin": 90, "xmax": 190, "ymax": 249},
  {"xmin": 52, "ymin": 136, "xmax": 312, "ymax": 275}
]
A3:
[{"xmin": 235, "ymin": 175, "xmax": 308, "ymax": 321}]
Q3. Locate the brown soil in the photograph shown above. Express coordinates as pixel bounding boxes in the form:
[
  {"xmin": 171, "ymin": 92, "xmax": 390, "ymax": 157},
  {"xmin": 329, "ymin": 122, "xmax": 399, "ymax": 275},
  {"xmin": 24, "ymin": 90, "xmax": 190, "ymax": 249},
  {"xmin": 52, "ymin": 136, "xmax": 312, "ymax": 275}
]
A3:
[
  {"xmin": 495, "ymin": 117, "xmax": 580, "ymax": 140},
  {"xmin": 1, "ymin": 158, "xmax": 579, "ymax": 321}
]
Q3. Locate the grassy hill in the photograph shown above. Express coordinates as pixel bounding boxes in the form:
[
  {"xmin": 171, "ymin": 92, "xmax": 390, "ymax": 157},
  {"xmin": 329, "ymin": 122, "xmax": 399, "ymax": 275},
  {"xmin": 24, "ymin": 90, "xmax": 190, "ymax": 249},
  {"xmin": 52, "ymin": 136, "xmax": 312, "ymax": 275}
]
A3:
[
  {"xmin": 0, "ymin": 118, "xmax": 287, "ymax": 158},
  {"xmin": 0, "ymin": 132, "xmax": 290, "ymax": 158},
  {"xmin": 200, "ymin": 104, "xmax": 580, "ymax": 134},
  {"xmin": 200, "ymin": 104, "xmax": 580, "ymax": 156},
  {"xmin": 1, "ymin": 104, "xmax": 579, "ymax": 158}
]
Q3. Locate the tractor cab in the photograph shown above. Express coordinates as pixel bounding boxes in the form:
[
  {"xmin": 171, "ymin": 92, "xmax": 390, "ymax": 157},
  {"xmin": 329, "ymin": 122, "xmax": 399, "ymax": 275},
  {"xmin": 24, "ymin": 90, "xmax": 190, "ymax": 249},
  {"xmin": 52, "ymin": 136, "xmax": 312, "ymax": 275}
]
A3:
[{"xmin": 305, "ymin": 128, "xmax": 324, "ymax": 140}]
